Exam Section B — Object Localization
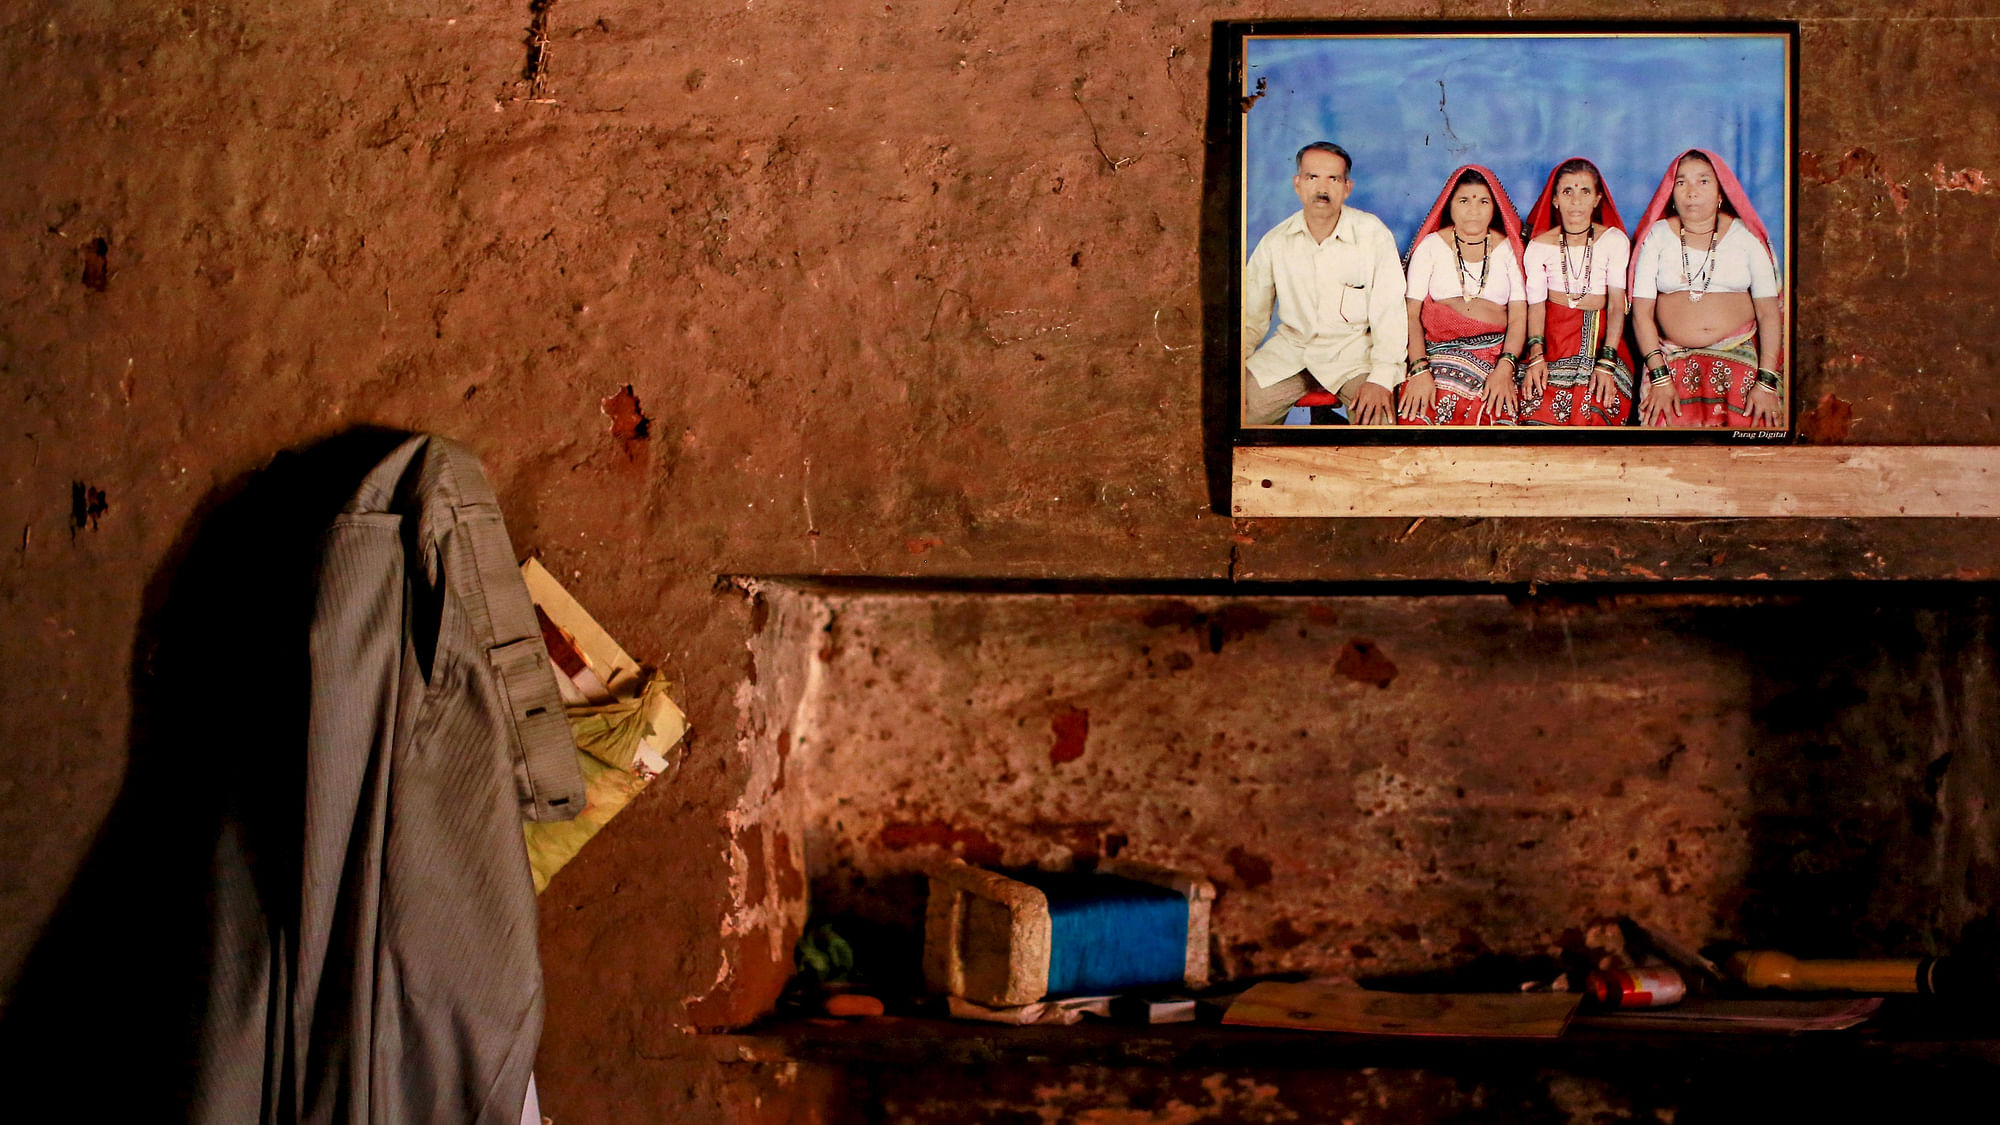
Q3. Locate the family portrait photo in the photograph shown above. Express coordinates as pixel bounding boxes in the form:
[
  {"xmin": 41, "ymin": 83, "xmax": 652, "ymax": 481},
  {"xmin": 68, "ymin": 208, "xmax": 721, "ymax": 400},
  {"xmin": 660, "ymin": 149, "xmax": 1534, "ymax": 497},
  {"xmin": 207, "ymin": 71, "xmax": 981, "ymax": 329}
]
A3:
[{"xmin": 1227, "ymin": 22, "xmax": 1797, "ymax": 441}]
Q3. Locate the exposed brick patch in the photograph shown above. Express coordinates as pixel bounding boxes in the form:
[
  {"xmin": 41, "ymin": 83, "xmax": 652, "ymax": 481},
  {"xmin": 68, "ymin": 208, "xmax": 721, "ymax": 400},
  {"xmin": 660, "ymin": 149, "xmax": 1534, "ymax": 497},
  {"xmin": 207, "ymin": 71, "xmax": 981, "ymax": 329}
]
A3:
[
  {"xmin": 879, "ymin": 819, "xmax": 1004, "ymax": 866},
  {"xmin": 1049, "ymin": 706, "xmax": 1089, "ymax": 764}
]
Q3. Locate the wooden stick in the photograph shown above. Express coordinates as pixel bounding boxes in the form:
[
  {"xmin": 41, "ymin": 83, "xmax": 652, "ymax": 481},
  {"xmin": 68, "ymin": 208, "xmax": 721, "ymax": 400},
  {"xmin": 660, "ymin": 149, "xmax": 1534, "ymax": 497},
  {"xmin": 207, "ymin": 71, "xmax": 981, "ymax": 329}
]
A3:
[{"xmin": 1232, "ymin": 445, "xmax": 2000, "ymax": 518}]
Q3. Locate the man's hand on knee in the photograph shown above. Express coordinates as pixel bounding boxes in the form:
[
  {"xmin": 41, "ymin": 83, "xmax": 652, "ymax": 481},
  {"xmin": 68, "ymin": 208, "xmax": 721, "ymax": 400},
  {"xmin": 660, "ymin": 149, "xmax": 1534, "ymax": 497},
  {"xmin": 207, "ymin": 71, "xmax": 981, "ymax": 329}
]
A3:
[{"xmin": 1347, "ymin": 381, "xmax": 1395, "ymax": 426}]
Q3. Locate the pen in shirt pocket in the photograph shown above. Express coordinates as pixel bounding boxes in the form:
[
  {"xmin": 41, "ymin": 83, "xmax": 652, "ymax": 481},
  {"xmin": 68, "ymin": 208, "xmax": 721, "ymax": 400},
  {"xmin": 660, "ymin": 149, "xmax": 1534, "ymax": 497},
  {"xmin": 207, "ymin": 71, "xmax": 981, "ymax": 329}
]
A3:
[{"xmin": 1339, "ymin": 280, "xmax": 1367, "ymax": 320}]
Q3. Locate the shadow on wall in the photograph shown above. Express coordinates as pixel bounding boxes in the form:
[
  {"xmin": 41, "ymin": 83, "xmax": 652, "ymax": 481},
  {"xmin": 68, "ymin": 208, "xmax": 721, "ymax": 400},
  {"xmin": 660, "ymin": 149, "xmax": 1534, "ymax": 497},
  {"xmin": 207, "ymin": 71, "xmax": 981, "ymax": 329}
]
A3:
[
  {"xmin": 1734, "ymin": 597, "xmax": 2000, "ymax": 962},
  {"xmin": 0, "ymin": 428, "xmax": 411, "ymax": 1117},
  {"xmin": 1199, "ymin": 30, "xmax": 1238, "ymax": 515}
]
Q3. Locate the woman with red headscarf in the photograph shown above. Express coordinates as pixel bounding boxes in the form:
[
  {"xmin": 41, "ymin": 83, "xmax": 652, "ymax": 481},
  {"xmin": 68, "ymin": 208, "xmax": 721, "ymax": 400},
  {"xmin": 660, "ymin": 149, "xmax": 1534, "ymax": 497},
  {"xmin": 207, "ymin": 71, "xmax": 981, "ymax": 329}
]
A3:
[
  {"xmin": 1628, "ymin": 149, "xmax": 1785, "ymax": 428},
  {"xmin": 1398, "ymin": 165, "xmax": 1529, "ymax": 425},
  {"xmin": 1519, "ymin": 157, "xmax": 1635, "ymax": 426}
]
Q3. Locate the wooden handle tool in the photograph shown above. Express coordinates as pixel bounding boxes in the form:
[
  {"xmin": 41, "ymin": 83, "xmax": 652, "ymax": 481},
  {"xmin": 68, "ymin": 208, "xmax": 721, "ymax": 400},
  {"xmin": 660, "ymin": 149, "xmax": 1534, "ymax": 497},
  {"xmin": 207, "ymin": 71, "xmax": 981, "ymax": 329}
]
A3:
[{"xmin": 1726, "ymin": 951, "xmax": 1939, "ymax": 994}]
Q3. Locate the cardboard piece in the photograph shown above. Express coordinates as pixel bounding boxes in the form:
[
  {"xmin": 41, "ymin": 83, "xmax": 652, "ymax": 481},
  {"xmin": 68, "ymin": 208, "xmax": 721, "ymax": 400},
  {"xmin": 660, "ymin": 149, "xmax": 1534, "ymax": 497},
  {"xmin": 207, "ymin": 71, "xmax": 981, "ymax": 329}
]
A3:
[
  {"xmin": 518, "ymin": 559, "xmax": 689, "ymax": 892},
  {"xmin": 520, "ymin": 557, "xmax": 644, "ymax": 695},
  {"xmin": 1222, "ymin": 980, "xmax": 1580, "ymax": 1039},
  {"xmin": 1573, "ymin": 995, "xmax": 1883, "ymax": 1034}
]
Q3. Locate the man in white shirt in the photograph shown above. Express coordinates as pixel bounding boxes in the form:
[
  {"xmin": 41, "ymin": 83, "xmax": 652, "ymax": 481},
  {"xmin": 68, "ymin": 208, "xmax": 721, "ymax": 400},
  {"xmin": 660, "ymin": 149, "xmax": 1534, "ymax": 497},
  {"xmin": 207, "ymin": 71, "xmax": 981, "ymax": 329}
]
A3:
[{"xmin": 1241, "ymin": 142, "xmax": 1409, "ymax": 425}]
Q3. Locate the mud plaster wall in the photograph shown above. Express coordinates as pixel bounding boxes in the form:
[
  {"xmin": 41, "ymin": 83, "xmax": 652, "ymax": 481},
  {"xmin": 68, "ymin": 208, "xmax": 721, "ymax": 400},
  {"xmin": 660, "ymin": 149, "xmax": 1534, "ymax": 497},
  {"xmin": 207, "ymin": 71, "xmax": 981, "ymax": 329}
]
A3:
[
  {"xmin": 1, "ymin": 0, "xmax": 1999, "ymax": 1121},
  {"xmin": 777, "ymin": 588, "xmax": 2000, "ymax": 984}
]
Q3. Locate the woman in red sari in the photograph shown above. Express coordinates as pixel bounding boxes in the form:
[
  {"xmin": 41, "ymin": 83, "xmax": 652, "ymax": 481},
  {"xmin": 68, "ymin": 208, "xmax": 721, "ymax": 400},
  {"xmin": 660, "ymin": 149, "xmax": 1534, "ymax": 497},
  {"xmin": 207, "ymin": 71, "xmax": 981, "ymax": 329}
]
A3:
[
  {"xmin": 1519, "ymin": 157, "xmax": 1635, "ymax": 426},
  {"xmin": 1628, "ymin": 149, "xmax": 1785, "ymax": 428},
  {"xmin": 1397, "ymin": 165, "xmax": 1529, "ymax": 425}
]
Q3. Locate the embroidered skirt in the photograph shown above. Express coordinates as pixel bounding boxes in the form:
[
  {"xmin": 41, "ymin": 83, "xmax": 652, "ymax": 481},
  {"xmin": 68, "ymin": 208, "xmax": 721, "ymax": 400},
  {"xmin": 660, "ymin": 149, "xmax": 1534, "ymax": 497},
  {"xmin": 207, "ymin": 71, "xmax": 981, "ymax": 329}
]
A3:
[
  {"xmin": 1519, "ymin": 301, "xmax": 1634, "ymax": 426},
  {"xmin": 1652, "ymin": 323, "xmax": 1766, "ymax": 428},
  {"xmin": 1401, "ymin": 300, "xmax": 1515, "ymax": 426}
]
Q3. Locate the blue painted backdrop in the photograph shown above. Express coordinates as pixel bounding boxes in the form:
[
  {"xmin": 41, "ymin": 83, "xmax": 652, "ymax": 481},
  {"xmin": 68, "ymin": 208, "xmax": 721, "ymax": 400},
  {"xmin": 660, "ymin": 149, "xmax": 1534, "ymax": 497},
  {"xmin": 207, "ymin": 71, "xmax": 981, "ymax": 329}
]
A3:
[{"xmin": 1243, "ymin": 35, "xmax": 1789, "ymax": 270}]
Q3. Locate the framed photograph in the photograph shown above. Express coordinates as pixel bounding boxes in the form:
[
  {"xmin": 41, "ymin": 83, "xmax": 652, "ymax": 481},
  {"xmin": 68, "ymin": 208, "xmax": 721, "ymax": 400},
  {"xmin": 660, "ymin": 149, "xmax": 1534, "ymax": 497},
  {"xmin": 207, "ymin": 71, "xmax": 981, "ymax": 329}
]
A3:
[{"xmin": 1222, "ymin": 20, "xmax": 1798, "ymax": 445}]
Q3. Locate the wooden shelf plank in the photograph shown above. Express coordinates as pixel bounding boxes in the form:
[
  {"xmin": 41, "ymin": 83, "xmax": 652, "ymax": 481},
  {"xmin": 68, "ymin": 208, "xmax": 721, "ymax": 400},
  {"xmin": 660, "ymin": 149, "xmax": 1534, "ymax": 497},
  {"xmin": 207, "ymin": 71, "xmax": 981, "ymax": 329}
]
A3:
[{"xmin": 1232, "ymin": 446, "xmax": 2000, "ymax": 518}]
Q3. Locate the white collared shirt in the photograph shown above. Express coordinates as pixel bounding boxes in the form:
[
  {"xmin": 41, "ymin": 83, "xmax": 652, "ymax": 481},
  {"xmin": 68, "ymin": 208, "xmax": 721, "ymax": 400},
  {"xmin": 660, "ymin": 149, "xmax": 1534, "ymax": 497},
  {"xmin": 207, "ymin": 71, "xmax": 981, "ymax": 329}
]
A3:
[{"xmin": 1242, "ymin": 206, "xmax": 1410, "ymax": 390}]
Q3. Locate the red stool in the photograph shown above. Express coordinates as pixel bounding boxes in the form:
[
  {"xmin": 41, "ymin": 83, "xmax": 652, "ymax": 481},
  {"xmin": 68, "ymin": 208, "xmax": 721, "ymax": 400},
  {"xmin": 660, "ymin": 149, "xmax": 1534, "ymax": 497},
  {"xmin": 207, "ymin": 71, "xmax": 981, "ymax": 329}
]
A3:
[{"xmin": 1291, "ymin": 389, "xmax": 1342, "ymax": 425}]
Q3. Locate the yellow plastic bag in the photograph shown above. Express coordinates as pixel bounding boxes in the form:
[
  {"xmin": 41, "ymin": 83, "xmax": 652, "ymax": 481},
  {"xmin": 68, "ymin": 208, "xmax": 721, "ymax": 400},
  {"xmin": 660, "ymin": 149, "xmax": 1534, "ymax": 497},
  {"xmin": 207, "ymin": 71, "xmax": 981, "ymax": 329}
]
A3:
[{"xmin": 522, "ymin": 676, "xmax": 685, "ymax": 893}]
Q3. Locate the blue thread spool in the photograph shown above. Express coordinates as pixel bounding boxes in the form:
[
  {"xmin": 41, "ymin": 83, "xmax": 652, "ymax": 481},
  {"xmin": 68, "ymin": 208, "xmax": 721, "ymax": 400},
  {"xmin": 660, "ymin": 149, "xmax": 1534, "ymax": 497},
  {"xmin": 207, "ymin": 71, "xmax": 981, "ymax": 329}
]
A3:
[
  {"xmin": 1013, "ymin": 870, "xmax": 1192, "ymax": 996},
  {"xmin": 923, "ymin": 861, "xmax": 1215, "ymax": 1007}
]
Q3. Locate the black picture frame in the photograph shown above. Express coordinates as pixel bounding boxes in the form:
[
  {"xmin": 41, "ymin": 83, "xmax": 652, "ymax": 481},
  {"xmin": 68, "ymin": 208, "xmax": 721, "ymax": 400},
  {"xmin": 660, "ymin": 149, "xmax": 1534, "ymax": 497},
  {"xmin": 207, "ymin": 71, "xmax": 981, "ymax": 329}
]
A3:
[{"xmin": 1217, "ymin": 19, "xmax": 1800, "ymax": 447}]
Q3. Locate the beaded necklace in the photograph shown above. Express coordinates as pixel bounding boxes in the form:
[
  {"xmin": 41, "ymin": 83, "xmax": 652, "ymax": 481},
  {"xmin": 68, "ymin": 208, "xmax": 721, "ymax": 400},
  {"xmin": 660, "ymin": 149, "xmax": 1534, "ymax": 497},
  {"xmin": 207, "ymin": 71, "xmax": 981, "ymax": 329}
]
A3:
[
  {"xmin": 1558, "ymin": 223, "xmax": 1595, "ymax": 303},
  {"xmin": 1451, "ymin": 229, "xmax": 1491, "ymax": 302},
  {"xmin": 1678, "ymin": 218, "xmax": 1720, "ymax": 303}
]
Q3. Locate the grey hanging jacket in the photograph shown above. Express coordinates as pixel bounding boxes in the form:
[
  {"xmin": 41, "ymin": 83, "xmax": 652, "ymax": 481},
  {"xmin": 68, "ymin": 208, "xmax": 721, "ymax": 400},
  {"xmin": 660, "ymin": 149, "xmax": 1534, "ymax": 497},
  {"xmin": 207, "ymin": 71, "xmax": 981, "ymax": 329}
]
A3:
[{"xmin": 192, "ymin": 434, "xmax": 584, "ymax": 1125}]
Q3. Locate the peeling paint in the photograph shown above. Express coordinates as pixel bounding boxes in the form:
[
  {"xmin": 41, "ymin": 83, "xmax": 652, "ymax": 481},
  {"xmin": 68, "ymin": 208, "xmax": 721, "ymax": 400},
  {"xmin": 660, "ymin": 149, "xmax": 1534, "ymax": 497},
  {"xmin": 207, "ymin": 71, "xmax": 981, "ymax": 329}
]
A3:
[
  {"xmin": 1801, "ymin": 146, "xmax": 1910, "ymax": 213},
  {"xmin": 600, "ymin": 384, "xmax": 650, "ymax": 446},
  {"xmin": 687, "ymin": 585, "xmax": 825, "ymax": 1023},
  {"xmin": 1239, "ymin": 75, "xmax": 1267, "ymax": 113},
  {"xmin": 1797, "ymin": 393, "xmax": 1856, "ymax": 443},
  {"xmin": 1805, "ymin": 151, "xmax": 1996, "ymax": 214},
  {"xmin": 1930, "ymin": 164, "xmax": 1993, "ymax": 195}
]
